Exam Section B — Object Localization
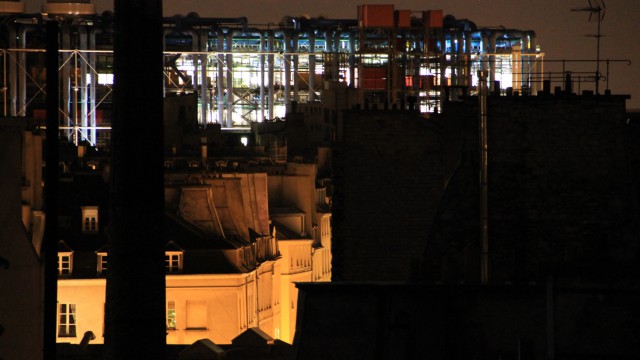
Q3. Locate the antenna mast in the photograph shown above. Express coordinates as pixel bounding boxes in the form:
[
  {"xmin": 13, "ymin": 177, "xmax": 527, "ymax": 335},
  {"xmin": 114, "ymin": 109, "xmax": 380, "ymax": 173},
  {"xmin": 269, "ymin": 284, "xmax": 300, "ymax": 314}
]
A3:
[{"xmin": 572, "ymin": 0, "xmax": 606, "ymax": 94}]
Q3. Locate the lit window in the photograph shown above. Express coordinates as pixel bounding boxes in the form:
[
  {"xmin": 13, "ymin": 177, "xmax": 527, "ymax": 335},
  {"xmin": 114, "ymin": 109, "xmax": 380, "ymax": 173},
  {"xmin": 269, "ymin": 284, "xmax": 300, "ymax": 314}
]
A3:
[
  {"xmin": 97, "ymin": 253, "xmax": 108, "ymax": 276},
  {"xmin": 165, "ymin": 252, "xmax": 183, "ymax": 273},
  {"xmin": 167, "ymin": 301, "xmax": 176, "ymax": 330},
  {"xmin": 81, "ymin": 206, "xmax": 99, "ymax": 233},
  {"xmin": 58, "ymin": 303, "xmax": 77, "ymax": 337},
  {"xmin": 240, "ymin": 136, "xmax": 248, "ymax": 146},
  {"xmin": 97, "ymin": 73, "xmax": 114, "ymax": 85},
  {"xmin": 58, "ymin": 252, "xmax": 73, "ymax": 276}
]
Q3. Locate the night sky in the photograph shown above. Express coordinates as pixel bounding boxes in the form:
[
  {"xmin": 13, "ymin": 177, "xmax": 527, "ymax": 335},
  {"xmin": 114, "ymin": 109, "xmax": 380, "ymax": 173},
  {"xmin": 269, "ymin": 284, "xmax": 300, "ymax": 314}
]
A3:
[{"xmin": 26, "ymin": 0, "xmax": 640, "ymax": 109}]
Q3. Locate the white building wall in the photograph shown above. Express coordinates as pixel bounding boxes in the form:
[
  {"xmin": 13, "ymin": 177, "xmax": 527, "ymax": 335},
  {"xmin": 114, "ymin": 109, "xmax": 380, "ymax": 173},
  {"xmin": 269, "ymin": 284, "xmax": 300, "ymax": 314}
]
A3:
[{"xmin": 56, "ymin": 279, "xmax": 106, "ymax": 343}]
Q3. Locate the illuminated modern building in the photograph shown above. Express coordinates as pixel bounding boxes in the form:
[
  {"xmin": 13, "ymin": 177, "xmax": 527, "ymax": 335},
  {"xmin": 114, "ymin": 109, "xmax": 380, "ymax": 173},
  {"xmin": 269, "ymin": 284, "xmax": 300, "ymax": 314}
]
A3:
[{"xmin": 0, "ymin": 2, "xmax": 543, "ymax": 149}]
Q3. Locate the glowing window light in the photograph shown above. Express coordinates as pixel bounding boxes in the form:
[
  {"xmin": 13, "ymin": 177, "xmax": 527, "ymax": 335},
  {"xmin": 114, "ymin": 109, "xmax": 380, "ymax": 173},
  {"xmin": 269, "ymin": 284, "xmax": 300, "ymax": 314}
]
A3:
[{"xmin": 97, "ymin": 73, "xmax": 113, "ymax": 85}]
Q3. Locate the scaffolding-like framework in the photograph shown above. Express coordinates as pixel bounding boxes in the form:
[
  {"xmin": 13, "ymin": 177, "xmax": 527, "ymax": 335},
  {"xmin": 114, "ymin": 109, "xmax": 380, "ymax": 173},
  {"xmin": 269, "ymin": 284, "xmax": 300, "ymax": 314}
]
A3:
[{"xmin": 0, "ymin": 7, "xmax": 545, "ymax": 148}]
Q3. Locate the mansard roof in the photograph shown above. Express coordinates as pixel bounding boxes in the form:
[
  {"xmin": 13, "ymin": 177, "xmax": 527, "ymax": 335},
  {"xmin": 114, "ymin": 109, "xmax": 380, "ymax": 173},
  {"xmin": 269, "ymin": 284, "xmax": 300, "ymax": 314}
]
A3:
[{"xmin": 164, "ymin": 211, "xmax": 244, "ymax": 250}]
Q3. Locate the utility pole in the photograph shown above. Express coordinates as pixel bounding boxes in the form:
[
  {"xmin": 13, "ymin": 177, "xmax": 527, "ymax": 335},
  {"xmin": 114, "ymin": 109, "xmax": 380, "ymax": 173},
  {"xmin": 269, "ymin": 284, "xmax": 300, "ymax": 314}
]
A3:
[{"xmin": 478, "ymin": 70, "xmax": 489, "ymax": 284}]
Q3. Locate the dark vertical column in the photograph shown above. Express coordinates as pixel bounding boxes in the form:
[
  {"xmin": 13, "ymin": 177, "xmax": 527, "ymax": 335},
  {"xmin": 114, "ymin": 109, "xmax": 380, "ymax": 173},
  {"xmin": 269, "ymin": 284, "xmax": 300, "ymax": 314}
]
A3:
[
  {"xmin": 44, "ymin": 20, "xmax": 59, "ymax": 360},
  {"xmin": 105, "ymin": 1, "xmax": 165, "ymax": 359}
]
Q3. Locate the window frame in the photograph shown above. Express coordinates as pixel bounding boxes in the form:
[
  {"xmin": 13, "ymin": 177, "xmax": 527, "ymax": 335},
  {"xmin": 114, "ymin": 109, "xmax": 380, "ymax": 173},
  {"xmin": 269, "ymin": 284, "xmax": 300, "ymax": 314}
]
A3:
[
  {"xmin": 81, "ymin": 206, "xmax": 99, "ymax": 233},
  {"xmin": 165, "ymin": 251, "xmax": 183, "ymax": 274},
  {"xmin": 58, "ymin": 303, "xmax": 77, "ymax": 337},
  {"xmin": 58, "ymin": 252, "xmax": 73, "ymax": 276},
  {"xmin": 167, "ymin": 300, "xmax": 177, "ymax": 330},
  {"xmin": 97, "ymin": 252, "xmax": 108, "ymax": 276}
]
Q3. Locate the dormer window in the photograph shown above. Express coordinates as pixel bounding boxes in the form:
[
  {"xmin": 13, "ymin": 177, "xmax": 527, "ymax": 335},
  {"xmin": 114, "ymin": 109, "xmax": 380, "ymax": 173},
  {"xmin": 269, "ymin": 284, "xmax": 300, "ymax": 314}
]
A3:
[
  {"xmin": 97, "ymin": 252, "xmax": 108, "ymax": 276},
  {"xmin": 165, "ymin": 252, "xmax": 183, "ymax": 273},
  {"xmin": 58, "ymin": 252, "xmax": 73, "ymax": 276},
  {"xmin": 81, "ymin": 206, "xmax": 99, "ymax": 233}
]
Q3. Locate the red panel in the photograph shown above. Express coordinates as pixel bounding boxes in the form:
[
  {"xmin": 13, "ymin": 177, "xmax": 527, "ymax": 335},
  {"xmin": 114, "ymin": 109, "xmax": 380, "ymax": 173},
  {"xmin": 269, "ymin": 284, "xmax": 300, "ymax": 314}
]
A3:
[
  {"xmin": 33, "ymin": 109, "xmax": 46, "ymax": 121},
  {"xmin": 363, "ymin": 79, "xmax": 386, "ymax": 90},
  {"xmin": 423, "ymin": 10, "xmax": 443, "ymax": 28},
  {"xmin": 405, "ymin": 76, "xmax": 413, "ymax": 88},
  {"xmin": 95, "ymin": 109, "xmax": 103, "ymax": 126},
  {"xmin": 362, "ymin": 67, "xmax": 387, "ymax": 90},
  {"xmin": 358, "ymin": 4, "xmax": 395, "ymax": 28},
  {"xmin": 395, "ymin": 10, "xmax": 411, "ymax": 28}
]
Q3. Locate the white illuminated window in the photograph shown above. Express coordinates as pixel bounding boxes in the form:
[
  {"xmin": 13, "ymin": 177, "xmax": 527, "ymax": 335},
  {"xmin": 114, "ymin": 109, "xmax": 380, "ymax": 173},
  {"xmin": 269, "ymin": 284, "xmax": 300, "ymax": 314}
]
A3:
[
  {"xmin": 58, "ymin": 303, "xmax": 77, "ymax": 337},
  {"xmin": 240, "ymin": 136, "xmax": 248, "ymax": 146},
  {"xmin": 97, "ymin": 73, "xmax": 114, "ymax": 85},
  {"xmin": 167, "ymin": 301, "xmax": 177, "ymax": 330},
  {"xmin": 81, "ymin": 206, "xmax": 99, "ymax": 233},
  {"xmin": 97, "ymin": 252, "xmax": 108, "ymax": 276},
  {"xmin": 58, "ymin": 252, "xmax": 73, "ymax": 276},
  {"xmin": 165, "ymin": 252, "xmax": 183, "ymax": 273}
]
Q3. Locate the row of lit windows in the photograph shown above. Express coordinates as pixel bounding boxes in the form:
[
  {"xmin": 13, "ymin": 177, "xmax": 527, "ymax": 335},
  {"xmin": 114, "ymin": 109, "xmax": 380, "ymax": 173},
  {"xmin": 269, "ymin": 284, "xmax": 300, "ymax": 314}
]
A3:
[
  {"xmin": 57, "ymin": 301, "xmax": 202, "ymax": 337},
  {"xmin": 57, "ymin": 251, "xmax": 183, "ymax": 277}
]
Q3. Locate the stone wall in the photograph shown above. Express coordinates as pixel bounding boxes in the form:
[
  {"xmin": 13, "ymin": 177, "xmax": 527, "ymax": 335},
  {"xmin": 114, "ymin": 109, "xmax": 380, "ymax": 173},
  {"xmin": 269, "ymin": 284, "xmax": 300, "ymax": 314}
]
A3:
[
  {"xmin": 428, "ymin": 95, "xmax": 639, "ymax": 284},
  {"xmin": 332, "ymin": 95, "xmax": 640, "ymax": 284},
  {"xmin": 332, "ymin": 110, "xmax": 450, "ymax": 281}
]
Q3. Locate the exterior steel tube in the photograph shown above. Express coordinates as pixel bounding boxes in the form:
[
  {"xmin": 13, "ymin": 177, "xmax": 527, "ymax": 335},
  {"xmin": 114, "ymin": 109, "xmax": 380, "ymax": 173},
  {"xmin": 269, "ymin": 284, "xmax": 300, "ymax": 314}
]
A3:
[
  {"xmin": 283, "ymin": 31, "xmax": 291, "ymax": 112},
  {"xmin": 349, "ymin": 31, "xmax": 356, "ymax": 87},
  {"xmin": 61, "ymin": 24, "xmax": 71, "ymax": 140},
  {"xmin": 190, "ymin": 31, "xmax": 198, "ymax": 95},
  {"xmin": 308, "ymin": 32, "xmax": 316, "ymax": 101},
  {"xmin": 480, "ymin": 32, "xmax": 490, "ymax": 74},
  {"xmin": 89, "ymin": 29, "xmax": 97, "ymax": 144},
  {"xmin": 465, "ymin": 31, "xmax": 472, "ymax": 90},
  {"xmin": 267, "ymin": 31, "xmax": 274, "ymax": 120},
  {"xmin": 18, "ymin": 26, "xmax": 28, "ymax": 117},
  {"xmin": 259, "ymin": 31, "xmax": 265, "ymax": 121},
  {"xmin": 512, "ymin": 44, "xmax": 522, "ymax": 92},
  {"xmin": 455, "ymin": 32, "xmax": 463, "ymax": 88},
  {"xmin": 225, "ymin": 31, "xmax": 233, "ymax": 126},
  {"xmin": 292, "ymin": 32, "xmax": 299, "ymax": 103},
  {"xmin": 216, "ymin": 32, "xmax": 224, "ymax": 126},
  {"xmin": 488, "ymin": 32, "xmax": 497, "ymax": 93},
  {"xmin": 325, "ymin": 29, "xmax": 333, "ymax": 83},
  {"xmin": 200, "ymin": 32, "xmax": 208, "ymax": 125},
  {"xmin": 79, "ymin": 26, "xmax": 89, "ymax": 144}
]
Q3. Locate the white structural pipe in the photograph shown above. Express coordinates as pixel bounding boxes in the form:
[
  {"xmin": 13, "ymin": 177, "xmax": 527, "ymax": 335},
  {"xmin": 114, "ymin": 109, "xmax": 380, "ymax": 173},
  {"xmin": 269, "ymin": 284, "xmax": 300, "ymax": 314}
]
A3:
[
  {"xmin": 308, "ymin": 31, "xmax": 316, "ymax": 102},
  {"xmin": 283, "ymin": 31, "xmax": 291, "ymax": 112},
  {"xmin": 61, "ymin": 23, "xmax": 72, "ymax": 140},
  {"xmin": 216, "ymin": 31, "xmax": 225, "ymax": 126},
  {"xmin": 89, "ymin": 29, "xmax": 97, "ymax": 144},
  {"xmin": 267, "ymin": 31, "xmax": 274, "ymax": 120},
  {"xmin": 225, "ymin": 31, "xmax": 233, "ymax": 126},
  {"xmin": 259, "ymin": 31, "xmax": 265, "ymax": 122},
  {"xmin": 292, "ymin": 32, "xmax": 299, "ymax": 103},
  {"xmin": 79, "ymin": 26, "xmax": 89, "ymax": 144},
  {"xmin": 200, "ymin": 32, "xmax": 208, "ymax": 125}
]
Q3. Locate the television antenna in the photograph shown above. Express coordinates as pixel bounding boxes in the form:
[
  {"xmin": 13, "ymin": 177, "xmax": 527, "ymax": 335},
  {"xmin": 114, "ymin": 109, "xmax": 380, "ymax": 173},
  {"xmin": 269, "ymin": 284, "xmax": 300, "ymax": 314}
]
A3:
[{"xmin": 572, "ymin": 0, "xmax": 606, "ymax": 94}]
